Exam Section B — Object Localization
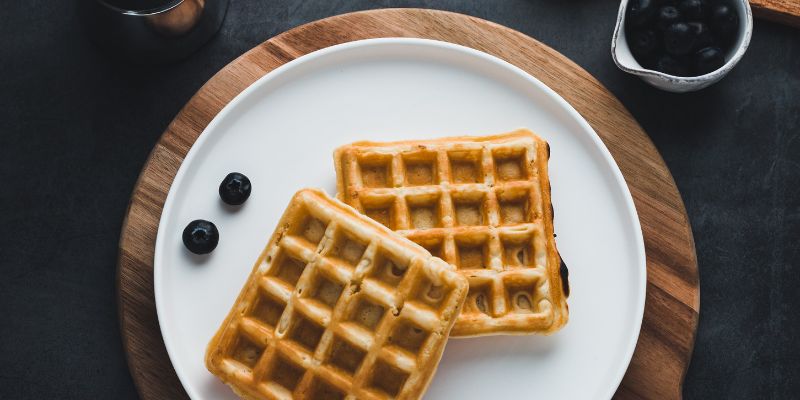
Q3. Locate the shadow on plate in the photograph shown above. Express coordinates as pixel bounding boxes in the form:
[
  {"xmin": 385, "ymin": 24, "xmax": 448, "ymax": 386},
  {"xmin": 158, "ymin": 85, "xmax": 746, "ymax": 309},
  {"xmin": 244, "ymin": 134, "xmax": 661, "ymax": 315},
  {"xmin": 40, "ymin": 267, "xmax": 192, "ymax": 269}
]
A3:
[{"xmin": 444, "ymin": 333, "xmax": 560, "ymax": 364}]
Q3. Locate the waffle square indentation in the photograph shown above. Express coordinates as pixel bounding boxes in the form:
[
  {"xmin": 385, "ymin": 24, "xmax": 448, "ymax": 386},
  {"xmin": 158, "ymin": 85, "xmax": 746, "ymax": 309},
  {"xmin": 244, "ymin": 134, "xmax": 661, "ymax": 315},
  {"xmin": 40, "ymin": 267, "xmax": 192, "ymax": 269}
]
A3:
[
  {"xmin": 500, "ymin": 233, "xmax": 535, "ymax": 268},
  {"xmin": 504, "ymin": 277, "xmax": 540, "ymax": 314},
  {"xmin": 286, "ymin": 312, "xmax": 324, "ymax": 353},
  {"xmin": 447, "ymin": 150, "xmax": 483, "ymax": 183},
  {"xmin": 452, "ymin": 191, "xmax": 487, "ymax": 226},
  {"xmin": 410, "ymin": 273, "xmax": 450, "ymax": 311},
  {"xmin": 368, "ymin": 360, "xmax": 410, "ymax": 397},
  {"xmin": 300, "ymin": 216, "xmax": 327, "ymax": 246},
  {"xmin": 361, "ymin": 195, "xmax": 398, "ymax": 230},
  {"xmin": 307, "ymin": 376, "xmax": 345, "ymax": 400},
  {"xmin": 407, "ymin": 193, "xmax": 442, "ymax": 229},
  {"xmin": 466, "ymin": 283, "xmax": 493, "ymax": 316},
  {"xmin": 402, "ymin": 151, "xmax": 438, "ymax": 186},
  {"xmin": 307, "ymin": 272, "xmax": 345, "ymax": 309},
  {"xmin": 347, "ymin": 296, "xmax": 386, "ymax": 330},
  {"xmin": 359, "ymin": 155, "xmax": 392, "ymax": 188},
  {"xmin": 455, "ymin": 234, "xmax": 490, "ymax": 270},
  {"xmin": 387, "ymin": 320, "xmax": 430, "ymax": 353},
  {"xmin": 492, "ymin": 147, "xmax": 529, "ymax": 182},
  {"xmin": 249, "ymin": 292, "xmax": 286, "ymax": 329},
  {"xmin": 271, "ymin": 252, "xmax": 306, "ymax": 287},
  {"xmin": 367, "ymin": 251, "xmax": 409, "ymax": 288},
  {"xmin": 326, "ymin": 336, "xmax": 366, "ymax": 376},
  {"xmin": 497, "ymin": 188, "xmax": 531, "ymax": 225},
  {"xmin": 267, "ymin": 354, "xmax": 305, "ymax": 392},
  {"xmin": 230, "ymin": 333, "xmax": 264, "ymax": 369},
  {"xmin": 328, "ymin": 232, "xmax": 366, "ymax": 267}
]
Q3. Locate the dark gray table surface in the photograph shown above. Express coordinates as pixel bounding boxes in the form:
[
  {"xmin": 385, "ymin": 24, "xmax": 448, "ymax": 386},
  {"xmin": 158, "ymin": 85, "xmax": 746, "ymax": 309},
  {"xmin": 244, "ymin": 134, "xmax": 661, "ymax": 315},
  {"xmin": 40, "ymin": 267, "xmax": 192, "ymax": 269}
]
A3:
[{"xmin": 1, "ymin": 1, "xmax": 798, "ymax": 399}]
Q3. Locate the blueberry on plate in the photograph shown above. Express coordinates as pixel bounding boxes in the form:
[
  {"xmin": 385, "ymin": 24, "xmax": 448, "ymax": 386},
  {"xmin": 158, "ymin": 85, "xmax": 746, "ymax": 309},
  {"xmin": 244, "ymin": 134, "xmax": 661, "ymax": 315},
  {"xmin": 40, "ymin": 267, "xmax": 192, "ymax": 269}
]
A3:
[
  {"xmin": 678, "ymin": 0, "xmax": 706, "ymax": 20},
  {"xmin": 694, "ymin": 46, "xmax": 726, "ymax": 75},
  {"xmin": 656, "ymin": 55, "xmax": 691, "ymax": 76},
  {"xmin": 629, "ymin": 29, "xmax": 660, "ymax": 58},
  {"xmin": 182, "ymin": 219, "xmax": 219, "ymax": 255},
  {"xmin": 687, "ymin": 22, "xmax": 714, "ymax": 50},
  {"xmin": 219, "ymin": 172, "xmax": 252, "ymax": 205},
  {"xmin": 656, "ymin": 6, "xmax": 681, "ymax": 31},
  {"xmin": 627, "ymin": 0, "xmax": 658, "ymax": 27},
  {"xmin": 664, "ymin": 22, "xmax": 695, "ymax": 56},
  {"xmin": 710, "ymin": 3, "xmax": 739, "ymax": 39}
]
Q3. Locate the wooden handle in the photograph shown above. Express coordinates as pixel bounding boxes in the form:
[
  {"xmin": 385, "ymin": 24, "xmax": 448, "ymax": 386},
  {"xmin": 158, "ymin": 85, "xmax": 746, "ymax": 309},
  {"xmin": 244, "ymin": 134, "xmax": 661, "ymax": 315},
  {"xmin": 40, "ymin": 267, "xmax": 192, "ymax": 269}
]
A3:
[{"xmin": 750, "ymin": 0, "xmax": 800, "ymax": 27}]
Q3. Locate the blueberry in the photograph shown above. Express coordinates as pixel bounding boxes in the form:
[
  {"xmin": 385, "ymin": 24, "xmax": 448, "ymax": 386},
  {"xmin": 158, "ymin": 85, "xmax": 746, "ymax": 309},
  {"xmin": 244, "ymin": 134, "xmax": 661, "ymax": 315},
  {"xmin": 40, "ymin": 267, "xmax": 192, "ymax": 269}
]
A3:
[
  {"xmin": 656, "ymin": 55, "xmax": 691, "ymax": 76},
  {"xmin": 664, "ymin": 22, "xmax": 695, "ymax": 56},
  {"xmin": 687, "ymin": 22, "xmax": 714, "ymax": 50},
  {"xmin": 630, "ymin": 29, "xmax": 660, "ymax": 58},
  {"xmin": 656, "ymin": 6, "xmax": 682, "ymax": 31},
  {"xmin": 678, "ymin": 0, "xmax": 706, "ymax": 20},
  {"xmin": 710, "ymin": 4, "xmax": 739, "ymax": 39},
  {"xmin": 694, "ymin": 46, "xmax": 725, "ymax": 75},
  {"xmin": 219, "ymin": 172, "xmax": 251, "ymax": 205},
  {"xmin": 182, "ymin": 219, "xmax": 219, "ymax": 254},
  {"xmin": 627, "ymin": 0, "xmax": 658, "ymax": 27}
]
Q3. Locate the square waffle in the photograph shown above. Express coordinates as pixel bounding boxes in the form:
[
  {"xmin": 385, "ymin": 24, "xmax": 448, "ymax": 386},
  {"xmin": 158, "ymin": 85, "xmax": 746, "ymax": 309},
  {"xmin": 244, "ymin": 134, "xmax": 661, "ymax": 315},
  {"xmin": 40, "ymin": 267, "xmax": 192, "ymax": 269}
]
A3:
[
  {"xmin": 205, "ymin": 188, "xmax": 468, "ymax": 400},
  {"xmin": 334, "ymin": 129, "xmax": 569, "ymax": 337}
]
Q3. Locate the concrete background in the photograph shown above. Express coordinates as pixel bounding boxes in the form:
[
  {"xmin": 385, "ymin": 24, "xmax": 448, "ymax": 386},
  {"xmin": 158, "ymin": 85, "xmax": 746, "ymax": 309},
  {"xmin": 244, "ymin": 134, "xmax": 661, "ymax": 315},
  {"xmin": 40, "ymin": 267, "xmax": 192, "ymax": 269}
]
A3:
[{"xmin": 1, "ymin": 1, "xmax": 798, "ymax": 398}]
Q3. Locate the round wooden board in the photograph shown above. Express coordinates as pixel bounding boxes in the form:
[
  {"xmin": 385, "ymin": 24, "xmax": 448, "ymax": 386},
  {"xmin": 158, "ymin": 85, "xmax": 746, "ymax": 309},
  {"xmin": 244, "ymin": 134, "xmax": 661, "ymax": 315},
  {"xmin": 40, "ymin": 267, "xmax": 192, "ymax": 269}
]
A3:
[{"xmin": 118, "ymin": 8, "xmax": 699, "ymax": 400}]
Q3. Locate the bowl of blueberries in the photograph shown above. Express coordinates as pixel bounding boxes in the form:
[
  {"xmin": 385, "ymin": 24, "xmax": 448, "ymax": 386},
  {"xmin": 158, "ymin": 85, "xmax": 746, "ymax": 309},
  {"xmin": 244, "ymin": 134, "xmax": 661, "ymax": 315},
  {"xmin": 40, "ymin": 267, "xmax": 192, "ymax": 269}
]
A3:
[{"xmin": 612, "ymin": 0, "xmax": 752, "ymax": 92}]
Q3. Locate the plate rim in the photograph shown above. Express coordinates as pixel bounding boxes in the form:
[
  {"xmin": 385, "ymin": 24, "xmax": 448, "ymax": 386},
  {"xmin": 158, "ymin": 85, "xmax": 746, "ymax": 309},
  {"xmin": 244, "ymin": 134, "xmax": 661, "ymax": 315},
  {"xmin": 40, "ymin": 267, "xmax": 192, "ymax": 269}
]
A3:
[{"xmin": 153, "ymin": 37, "xmax": 647, "ymax": 400}]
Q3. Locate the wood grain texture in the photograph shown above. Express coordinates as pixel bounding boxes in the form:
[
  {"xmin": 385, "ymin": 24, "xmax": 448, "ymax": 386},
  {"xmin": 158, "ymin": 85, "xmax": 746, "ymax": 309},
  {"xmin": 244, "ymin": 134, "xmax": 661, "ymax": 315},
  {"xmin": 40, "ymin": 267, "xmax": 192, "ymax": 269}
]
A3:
[
  {"xmin": 117, "ymin": 9, "xmax": 699, "ymax": 400},
  {"xmin": 750, "ymin": 0, "xmax": 800, "ymax": 27}
]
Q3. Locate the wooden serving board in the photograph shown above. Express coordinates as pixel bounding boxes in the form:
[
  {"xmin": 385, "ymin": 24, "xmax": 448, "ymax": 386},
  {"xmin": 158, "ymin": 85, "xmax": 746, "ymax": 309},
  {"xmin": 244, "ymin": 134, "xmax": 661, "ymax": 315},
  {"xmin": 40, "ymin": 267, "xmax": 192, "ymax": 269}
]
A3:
[
  {"xmin": 750, "ymin": 0, "xmax": 800, "ymax": 27},
  {"xmin": 118, "ymin": 8, "xmax": 699, "ymax": 400}
]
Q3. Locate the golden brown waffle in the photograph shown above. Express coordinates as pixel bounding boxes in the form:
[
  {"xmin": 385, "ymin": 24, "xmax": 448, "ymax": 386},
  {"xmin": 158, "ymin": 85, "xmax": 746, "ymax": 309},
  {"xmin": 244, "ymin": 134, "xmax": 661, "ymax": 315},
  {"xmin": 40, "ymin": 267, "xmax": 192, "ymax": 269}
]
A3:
[
  {"xmin": 205, "ymin": 189, "xmax": 468, "ymax": 400},
  {"xmin": 334, "ymin": 129, "xmax": 569, "ymax": 337}
]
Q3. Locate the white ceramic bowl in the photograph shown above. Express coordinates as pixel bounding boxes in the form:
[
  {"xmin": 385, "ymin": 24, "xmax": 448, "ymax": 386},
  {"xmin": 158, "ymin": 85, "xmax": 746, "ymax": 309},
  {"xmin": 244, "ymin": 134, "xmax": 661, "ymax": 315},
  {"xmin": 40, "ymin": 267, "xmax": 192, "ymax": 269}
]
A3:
[{"xmin": 611, "ymin": 0, "xmax": 752, "ymax": 92}]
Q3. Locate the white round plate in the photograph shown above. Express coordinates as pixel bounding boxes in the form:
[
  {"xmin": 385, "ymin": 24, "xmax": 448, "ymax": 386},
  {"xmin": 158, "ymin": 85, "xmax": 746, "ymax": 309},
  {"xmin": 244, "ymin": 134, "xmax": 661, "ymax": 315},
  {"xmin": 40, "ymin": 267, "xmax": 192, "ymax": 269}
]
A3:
[{"xmin": 155, "ymin": 38, "xmax": 646, "ymax": 400}]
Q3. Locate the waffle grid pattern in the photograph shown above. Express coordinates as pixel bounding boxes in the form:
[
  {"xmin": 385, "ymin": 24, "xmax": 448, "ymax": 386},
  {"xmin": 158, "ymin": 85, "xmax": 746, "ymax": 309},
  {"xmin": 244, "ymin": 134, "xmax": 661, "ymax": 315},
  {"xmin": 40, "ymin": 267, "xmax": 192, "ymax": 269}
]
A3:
[
  {"xmin": 335, "ymin": 130, "xmax": 568, "ymax": 336},
  {"xmin": 206, "ymin": 189, "xmax": 467, "ymax": 400}
]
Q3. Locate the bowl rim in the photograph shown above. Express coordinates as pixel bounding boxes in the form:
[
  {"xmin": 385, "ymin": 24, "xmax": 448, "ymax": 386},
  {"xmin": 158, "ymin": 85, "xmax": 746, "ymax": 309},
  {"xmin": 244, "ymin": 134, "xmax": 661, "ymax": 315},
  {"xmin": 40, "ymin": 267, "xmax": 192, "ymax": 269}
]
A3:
[{"xmin": 611, "ymin": 0, "xmax": 753, "ymax": 83}]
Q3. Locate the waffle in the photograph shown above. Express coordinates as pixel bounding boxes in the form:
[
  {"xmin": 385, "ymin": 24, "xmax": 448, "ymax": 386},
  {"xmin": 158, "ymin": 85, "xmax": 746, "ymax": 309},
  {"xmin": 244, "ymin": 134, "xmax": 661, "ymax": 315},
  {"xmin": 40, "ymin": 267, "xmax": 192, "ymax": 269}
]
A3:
[
  {"xmin": 334, "ymin": 129, "xmax": 569, "ymax": 337},
  {"xmin": 205, "ymin": 188, "xmax": 469, "ymax": 400}
]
